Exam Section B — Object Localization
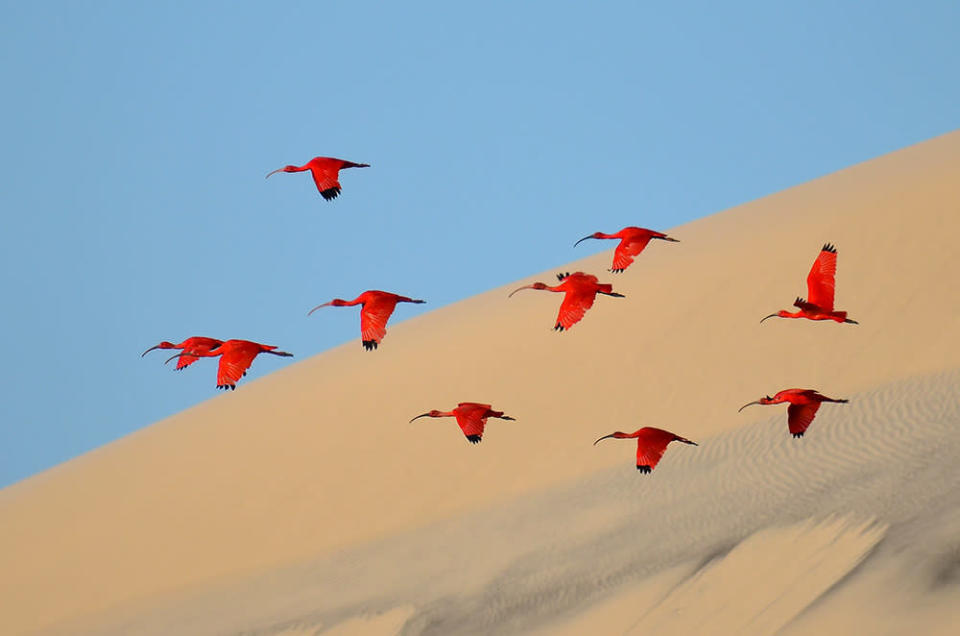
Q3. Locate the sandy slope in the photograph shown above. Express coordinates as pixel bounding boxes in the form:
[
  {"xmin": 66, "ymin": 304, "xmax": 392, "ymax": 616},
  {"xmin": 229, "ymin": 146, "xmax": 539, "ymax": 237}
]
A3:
[{"xmin": 1, "ymin": 131, "xmax": 959, "ymax": 635}]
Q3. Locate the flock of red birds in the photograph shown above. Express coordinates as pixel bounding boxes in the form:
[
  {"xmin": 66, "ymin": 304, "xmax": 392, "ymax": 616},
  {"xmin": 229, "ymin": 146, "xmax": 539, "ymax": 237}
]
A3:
[{"xmin": 142, "ymin": 156, "xmax": 857, "ymax": 473}]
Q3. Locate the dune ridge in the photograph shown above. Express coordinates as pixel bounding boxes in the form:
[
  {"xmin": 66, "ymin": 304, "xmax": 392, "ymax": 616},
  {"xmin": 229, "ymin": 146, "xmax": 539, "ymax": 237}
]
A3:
[{"xmin": 1, "ymin": 131, "xmax": 959, "ymax": 634}]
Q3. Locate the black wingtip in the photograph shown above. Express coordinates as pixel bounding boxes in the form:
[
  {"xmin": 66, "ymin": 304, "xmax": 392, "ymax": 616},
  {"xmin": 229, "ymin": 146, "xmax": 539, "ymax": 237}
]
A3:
[
  {"xmin": 636, "ymin": 465, "xmax": 652, "ymax": 473},
  {"xmin": 554, "ymin": 324, "xmax": 565, "ymax": 332},
  {"xmin": 466, "ymin": 435, "xmax": 482, "ymax": 444},
  {"xmin": 320, "ymin": 187, "xmax": 342, "ymax": 201},
  {"xmin": 792, "ymin": 432, "xmax": 805, "ymax": 438},
  {"xmin": 610, "ymin": 268, "xmax": 624, "ymax": 274},
  {"xmin": 822, "ymin": 243, "xmax": 836, "ymax": 253},
  {"xmin": 362, "ymin": 340, "xmax": 379, "ymax": 351},
  {"xmin": 556, "ymin": 272, "xmax": 571, "ymax": 281}
]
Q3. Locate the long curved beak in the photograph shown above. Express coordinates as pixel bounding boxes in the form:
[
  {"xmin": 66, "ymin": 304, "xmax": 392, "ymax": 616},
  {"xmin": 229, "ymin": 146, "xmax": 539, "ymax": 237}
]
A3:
[
  {"xmin": 508, "ymin": 285, "xmax": 535, "ymax": 298},
  {"xmin": 593, "ymin": 433, "xmax": 617, "ymax": 446},
  {"xmin": 409, "ymin": 413, "xmax": 432, "ymax": 423},
  {"xmin": 573, "ymin": 235, "xmax": 595, "ymax": 248},
  {"xmin": 738, "ymin": 400, "xmax": 763, "ymax": 413},
  {"xmin": 265, "ymin": 168, "xmax": 283, "ymax": 179},
  {"xmin": 307, "ymin": 302, "xmax": 333, "ymax": 316},
  {"xmin": 760, "ymin": 313, "xmax": 779, "ymax": 324},
  {"xmin": 141, "ymin": 345, "xmax": 162, "ymax": 357}
]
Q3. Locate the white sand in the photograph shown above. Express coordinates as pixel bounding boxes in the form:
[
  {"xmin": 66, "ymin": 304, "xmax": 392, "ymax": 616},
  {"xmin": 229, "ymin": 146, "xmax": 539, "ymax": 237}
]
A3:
[{"xmin": 1, "ymin": 131, "xmax": 959, "ymax": 635}]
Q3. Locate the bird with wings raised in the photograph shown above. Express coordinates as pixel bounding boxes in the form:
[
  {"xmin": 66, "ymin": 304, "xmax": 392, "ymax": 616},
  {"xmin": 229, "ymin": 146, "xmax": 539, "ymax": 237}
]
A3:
[{"xmin": 762, "ymin": 243, "xmax": 858, "ymax": 324}]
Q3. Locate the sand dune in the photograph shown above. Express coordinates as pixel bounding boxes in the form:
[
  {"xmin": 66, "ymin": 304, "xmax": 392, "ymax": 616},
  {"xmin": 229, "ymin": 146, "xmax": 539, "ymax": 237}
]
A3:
[{"xmin": 1, "ymin": 131, "xmax": 959, "ymax": 635}]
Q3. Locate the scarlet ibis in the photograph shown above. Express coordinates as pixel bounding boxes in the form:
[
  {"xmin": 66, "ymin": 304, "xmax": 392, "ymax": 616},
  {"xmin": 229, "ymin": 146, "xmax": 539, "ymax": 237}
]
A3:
[
  {"xmin": 141, "ymin": 337, "xmax": 224, "ymax": 370},
  {"xmin": 761, "ymin": 243, "xmax": 858, "ymax": 324},
  {"xmin": 509, "ymin": 272, "xmax": 624, "ymax": 331},
  {"xmin": 574, "ymin": 226, "xmax": 679, "ymax": 273},
  {"xmin": 739, "ymin": 389, "xmax": 849, "ymax": 437},
  {"xmin": 593, "ymin": 427, "xmax": 697, "ymax": 473},
  {"xmin": 265, "ymin": 156, "xmax": 370, "ymax": 201},
  {"xmin": 409, "ymin": 402, "xmax": 516, "ymax": 444},
  {"xmin": 166, "ymin": 339, "xmax": 293, "ymax": 390},
  {"xmin": 308, "ymin": 290, "xmax": 425, "ymax": 351}
]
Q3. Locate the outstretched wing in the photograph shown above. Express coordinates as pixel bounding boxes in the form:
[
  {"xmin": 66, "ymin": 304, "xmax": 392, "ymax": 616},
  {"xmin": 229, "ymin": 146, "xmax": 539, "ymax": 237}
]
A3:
[
  {"xmin": 635, "ymin": 428, "xmax": 677, "ymax": 470},
  {"xmin": 178, "ymin": 338, "xmax": 223, "ymax": 371},
  {"xmin": 175, "ymin": 354, "xmax": 200, "ymax": 370},
  {"xmin": 216, "ymin": 347, "xmax": 259, "ymax": 389},
  {"xmin": 555, "ymin": 288, "xmax": 597, "ymax": 331},
  {"xmin": 309, "ymin": 161, "xmax": 342, "ymax": 200},
  {"xmin": 806, "ymin": 244, "xmax": 837, "ymax": 311},
  {"xmin": 787, "ymin": 402, "xmax": 821, "ymax": 437},
  {"xmin": 611, "ymin": 236, "xmax": 653, "ymax": 273},
  {"xmin": 360, "ymin": 298, "xmax": 398, "ymax": 345},
  {"xmin": 454, "ymin": 405, "xmax": 488, "ymax": 443}
]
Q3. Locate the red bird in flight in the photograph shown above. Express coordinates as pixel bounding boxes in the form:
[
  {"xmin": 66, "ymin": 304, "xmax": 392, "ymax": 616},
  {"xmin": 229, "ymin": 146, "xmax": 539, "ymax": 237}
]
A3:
[
  {"xmin": 761, "ymin": 243, "xmax": 858, "ymax": 324},
  {"xmin": 739, "ymin": 388, "xmax": 848, "ymax": 438},
  {"xmin": 509, "ymin": 272, "xmax": 624, "ymax": 331},
  {"xmin": 167, "ymin": 339, "xmax": 293, "ymax": 390},
  {"xmin": 574, "ymin": 226, "xmax": 679, "ymax": 273},
  {"xmin": 265, "ymin": 156, "xmax": 370, "ymax": 201},
  {"xmin": 308, "ymin": 290, "xmax": 425, "ymax": 350},
  {"xmin": 142, "ymin": 336, "xmax": 224, "ymax": 370},
  {"xmin": 409, "ymin": 402, "xmax": 516, "ymax": 444},
  {"xmin": 594, "ymin": 427, "xmax": 697, "ymax": 473}
]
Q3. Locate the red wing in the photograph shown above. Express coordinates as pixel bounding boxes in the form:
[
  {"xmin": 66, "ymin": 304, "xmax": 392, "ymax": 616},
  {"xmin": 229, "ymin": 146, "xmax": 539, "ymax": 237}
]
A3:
[
  {"xmin": 806, "ymin": 246, "xmax": 837, "ymax": 311},
  {"xmin": 454, "ymin": 407, "xmax": 487, "ymax": 439},
  {"xmin": 360, "ymin": 299, "xmax": 397, "ymax": 344},
  {"xmin": 310, "ymin": 164, "xmax": 341, "ymax": 197},
  {"xmin": 787, "ymin": 402, "xmax": 821, "ymax": 436},
  {"xmin": 216, "ymin": 348, "xmax": 259, "ymax": 388},
  {"xmin": 634, "ymin": 428, "xmax": 677, "ymax": 469},
  {"xmin": 611, "ymin": 236, "xmax": 652, "ymax": 272},
  {"xmin": 176, "ymin": 354, "xmax": 200, "ymax": 370},
  {"xmin": 555, "ymin": 289, "xmax": 597, "ymax": 331},
  {"xmin": 178, "ymin": 338, "xmax": 222, "ymax": 370},
  {"xmin": 636, "ymin": 439, "xmax": 668, "ymax": 470}
]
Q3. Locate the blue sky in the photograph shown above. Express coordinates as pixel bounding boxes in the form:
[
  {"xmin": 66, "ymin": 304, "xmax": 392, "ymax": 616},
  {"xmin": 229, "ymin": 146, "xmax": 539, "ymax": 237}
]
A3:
[{"xmin": 1, "ymin": 2, "xmax": 957, "ymax": 487}]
